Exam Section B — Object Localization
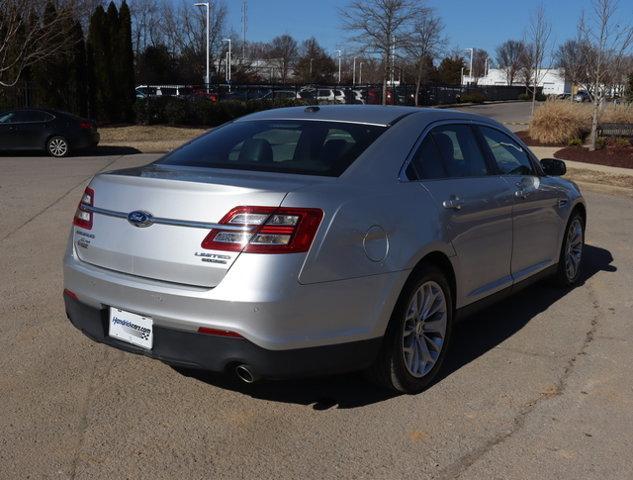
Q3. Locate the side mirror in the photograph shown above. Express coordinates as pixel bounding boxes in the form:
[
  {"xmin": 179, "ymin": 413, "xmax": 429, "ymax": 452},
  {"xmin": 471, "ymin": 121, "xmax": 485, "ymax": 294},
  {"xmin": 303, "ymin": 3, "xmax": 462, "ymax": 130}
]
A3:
[{"xmin": 540, "ymin": 158, "xmax": 567, "ymax": 176}]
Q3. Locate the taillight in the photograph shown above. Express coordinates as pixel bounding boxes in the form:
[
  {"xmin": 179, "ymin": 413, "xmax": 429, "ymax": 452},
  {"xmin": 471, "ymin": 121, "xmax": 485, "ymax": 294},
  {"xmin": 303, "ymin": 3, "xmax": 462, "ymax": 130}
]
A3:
[
  {"xmin": 79, "ymin": 121, "xmax": 92, "ymax": 130},
  {"xmin": 73, "ymin": 187, "xmax": 94, "ymax": 229},
  {"xmin": 201, "ymin": 206, "xmax": 323, "ymax": 254}
]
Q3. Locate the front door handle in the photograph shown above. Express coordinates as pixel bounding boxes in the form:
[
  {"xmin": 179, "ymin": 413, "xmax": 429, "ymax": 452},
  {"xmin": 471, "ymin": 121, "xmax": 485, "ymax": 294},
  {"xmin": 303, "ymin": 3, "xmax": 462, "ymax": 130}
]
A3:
[
  {"xmin": 442, "ymin": 195, "xmax": 464, "ymax": 210},
  {"xmin": 515, "ymin": 189, "xmax": 528, "ymax": 199}
]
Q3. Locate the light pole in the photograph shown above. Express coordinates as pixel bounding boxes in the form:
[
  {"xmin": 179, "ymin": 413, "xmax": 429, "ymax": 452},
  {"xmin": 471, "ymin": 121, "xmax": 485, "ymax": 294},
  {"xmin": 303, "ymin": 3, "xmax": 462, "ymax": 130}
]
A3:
[
  {"xmin": 309, "ymin": 58, "xmax": 313, "ymax": 81},
  {"xmin": 359, "ymin": 61, "xmax": 363, "ymax": 84},
  {"xmin": 223, "ymin": 38, "xmax": 232, "ymax": 86},
  {"xmin": 353, "ymin": 56, "xmax": 357, "ymax": 85},
  {"xmin": 193, "ymin": 2, "xmax": 210, "ymax": 91},
  {"xmin": 461, "ymin": 66, "xmax": 464, "ymax": 85},
  {"xmin": 336, "ymin": 49, "xmax": 342, "ymax": 84}
]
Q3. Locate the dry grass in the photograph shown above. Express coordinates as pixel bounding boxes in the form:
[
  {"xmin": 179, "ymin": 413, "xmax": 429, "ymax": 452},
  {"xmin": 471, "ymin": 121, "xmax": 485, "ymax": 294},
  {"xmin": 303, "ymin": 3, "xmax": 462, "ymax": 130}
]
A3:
[
  {"xmin": 99, "ymin": 125, "xmax": 207, "ymax": 143},
  {"xmin": 529, "ymin": 100, "xmax": 633, "ymax": 145}
]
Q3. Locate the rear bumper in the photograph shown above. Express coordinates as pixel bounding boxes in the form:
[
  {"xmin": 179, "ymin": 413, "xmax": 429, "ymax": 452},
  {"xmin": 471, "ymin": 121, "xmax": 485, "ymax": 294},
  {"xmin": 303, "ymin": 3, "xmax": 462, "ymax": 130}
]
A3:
[{"xmin": 64, "ymin": 294, "xmax": 382, "ymax": 378}]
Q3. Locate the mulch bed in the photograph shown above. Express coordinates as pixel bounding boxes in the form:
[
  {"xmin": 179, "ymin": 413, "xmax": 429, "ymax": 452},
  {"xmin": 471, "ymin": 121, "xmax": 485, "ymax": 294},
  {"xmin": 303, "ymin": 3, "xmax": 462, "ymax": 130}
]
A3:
[
  {"xmin": 515, "ymin": 130, "xmax": 564, "ymax": 147},
  {"xmin": 555, "ymin": 144, "xmax": 633, "ymax": 169}
]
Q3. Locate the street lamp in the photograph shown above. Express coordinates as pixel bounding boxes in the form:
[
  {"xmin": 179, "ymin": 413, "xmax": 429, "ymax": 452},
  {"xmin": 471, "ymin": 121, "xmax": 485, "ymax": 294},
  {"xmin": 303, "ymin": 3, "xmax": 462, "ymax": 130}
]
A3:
[
  {"xmin": 193, "ymin": 2, "xmax": 210, "ymax": 91},
  {"xmin": 336, "ymin": 49, "xmax": 342, "ymax": 84},
  {"xmin": 359, "ymin": 61, "xmax": 363, "ymax": 84},
  {"xmin": 353, "ymin": 56, "xmax": 357, "ymax": 85},
  {"xmin": 309, "ymin": 58, "xmax": 313, "ymax": 81},
  {"xmin": 223, "ymin": 38, "xmax": 232, "ymax": 86}
]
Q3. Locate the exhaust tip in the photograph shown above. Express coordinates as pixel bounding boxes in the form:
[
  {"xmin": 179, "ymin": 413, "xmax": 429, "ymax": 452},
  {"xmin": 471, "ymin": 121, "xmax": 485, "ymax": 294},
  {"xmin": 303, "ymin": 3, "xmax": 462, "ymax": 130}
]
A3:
[{"xmin": 235, "ymin": 364, "xmax": 257, "ymax": 384}]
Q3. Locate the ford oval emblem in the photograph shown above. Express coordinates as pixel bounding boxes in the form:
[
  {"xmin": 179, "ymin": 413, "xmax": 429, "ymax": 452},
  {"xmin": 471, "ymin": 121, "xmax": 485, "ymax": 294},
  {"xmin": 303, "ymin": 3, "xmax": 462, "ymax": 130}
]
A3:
[{"xmin": 127, "ymin": 210, "xmax": 154, "ymax": 228}]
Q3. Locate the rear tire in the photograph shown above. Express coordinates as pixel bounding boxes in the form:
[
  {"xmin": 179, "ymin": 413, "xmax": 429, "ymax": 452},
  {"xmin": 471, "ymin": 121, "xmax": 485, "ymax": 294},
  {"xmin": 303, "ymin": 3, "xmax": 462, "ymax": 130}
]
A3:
[
  {"xmin": 553, "ymin": 211, "xmax": 585, "ymax": 287},
  {"xmin": 366, "ymin": 265, "xmax": 453, "ymax": 393},
  {"xmin": 47, "ymin": 136, "xmax": 69, "ymax": 157}
]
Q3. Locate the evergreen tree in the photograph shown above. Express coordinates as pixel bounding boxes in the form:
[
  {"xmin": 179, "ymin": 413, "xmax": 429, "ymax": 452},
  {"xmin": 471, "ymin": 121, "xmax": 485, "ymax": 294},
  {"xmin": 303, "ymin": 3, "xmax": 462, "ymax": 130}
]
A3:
[
  {"xmin": 69, "ymin": 21, "xmax": 88, "ymax": 116},
  {"xmin": 87, "ymin": 6, "xmax": 110, "ymax": 121},
  {"xmin": 105, "ymin": 1, "xmax": 120, "ymax": 122},
  {"xmin": 437, "ymin": 55, "xmax": 465, "ymax": 85},
  {"xmin": 117, "ymin": 1, "xmax": 135, "ymax": 122}
]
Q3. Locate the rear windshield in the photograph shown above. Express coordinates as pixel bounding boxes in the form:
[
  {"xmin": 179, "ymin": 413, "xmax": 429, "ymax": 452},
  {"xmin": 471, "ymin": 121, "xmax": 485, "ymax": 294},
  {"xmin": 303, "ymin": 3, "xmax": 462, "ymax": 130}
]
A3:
[{"xmin": 156, "ymin": 120, "xmax": 386, "ymax": 176}]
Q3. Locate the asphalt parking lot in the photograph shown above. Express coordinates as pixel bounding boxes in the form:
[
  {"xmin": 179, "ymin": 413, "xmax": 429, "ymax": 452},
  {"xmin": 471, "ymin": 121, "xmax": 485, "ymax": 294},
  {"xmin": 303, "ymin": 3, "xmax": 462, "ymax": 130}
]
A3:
[{"xmin": 2, "ymin": 145, "xmax": 633, "ymax": 478}]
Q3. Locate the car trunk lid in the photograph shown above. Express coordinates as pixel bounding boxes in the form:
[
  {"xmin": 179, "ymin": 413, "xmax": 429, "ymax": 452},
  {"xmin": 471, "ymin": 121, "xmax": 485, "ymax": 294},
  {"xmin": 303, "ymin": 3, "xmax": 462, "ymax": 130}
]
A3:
[{"xmin": 73, "ymin": 166, "xmax": 318, "ymax": 287}]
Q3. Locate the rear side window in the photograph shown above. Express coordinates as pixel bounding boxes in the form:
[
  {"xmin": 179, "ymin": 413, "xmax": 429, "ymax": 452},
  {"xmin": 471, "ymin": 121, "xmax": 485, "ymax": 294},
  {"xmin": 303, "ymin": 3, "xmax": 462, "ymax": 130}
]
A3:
[
  {"xmin": 479, "ymin": 126, "xmax": 535, "ymax": 176},
  {"xmin": 406, "ymin": 136, "xmax": 446, "ymax": 180},
  {"xmin": 10, "ymin": 110, "xmax": 53, "ymax": 123},
  {"xmin": 157, "ymin": 120, "xmax": 386, "ymax": 177},
  {"xmin": 430, "ymin": 125, "xmax": 489, "ymax": 177}
]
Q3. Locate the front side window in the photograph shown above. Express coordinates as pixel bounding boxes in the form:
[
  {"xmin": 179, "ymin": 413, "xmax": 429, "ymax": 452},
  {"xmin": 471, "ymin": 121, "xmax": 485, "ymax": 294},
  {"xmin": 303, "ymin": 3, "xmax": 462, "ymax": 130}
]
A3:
[
  {"xmin": 429, "ymin": 124, "xmax": 490, "ymax": 178},
  {"xmin": 479, "ymin": 126, "xmax": 535, "ymax": 176},
  {"xmin": 157, "ymin": 120, "xmax": 386, "ymax": 177}
]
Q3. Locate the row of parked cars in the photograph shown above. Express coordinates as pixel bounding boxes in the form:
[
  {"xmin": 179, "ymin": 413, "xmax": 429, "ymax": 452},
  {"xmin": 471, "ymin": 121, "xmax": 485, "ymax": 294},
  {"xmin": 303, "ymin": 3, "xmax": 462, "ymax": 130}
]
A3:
[{"xmin": 135, "ymin": 84, "xmax": 369, "ymax": 104}]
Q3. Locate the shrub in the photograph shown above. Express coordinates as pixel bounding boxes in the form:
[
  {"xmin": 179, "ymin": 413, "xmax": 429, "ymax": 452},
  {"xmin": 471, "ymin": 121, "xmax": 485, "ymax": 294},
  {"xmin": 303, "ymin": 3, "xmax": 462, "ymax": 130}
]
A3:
[
  {"xmin": 134, "ymin": 97, "xmax": 310, "ymax": 126},
  {"xmin": 529, "ymin": 99, "xmax": 593, "ymax": 144},
  {"xmin": 568, "ymin": 137, "xmax": 583, "ymax": 146},
  {"xmin": 595, "ymin": 137, "xmax": 607, "ymax": 150},
  {"xmin": 612, "ymin": 137, "xmax": 632, "ymax": 147},
  {"xmin": 518, "ymin": 93, "xmax": 530, "ymax": 101},
  {"xmin": 460, "ymin": 92, "xmax": 485, "ymax": 104}
]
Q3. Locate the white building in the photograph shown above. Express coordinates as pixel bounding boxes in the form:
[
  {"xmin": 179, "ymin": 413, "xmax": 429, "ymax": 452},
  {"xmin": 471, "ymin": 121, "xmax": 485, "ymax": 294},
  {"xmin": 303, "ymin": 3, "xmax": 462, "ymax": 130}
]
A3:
[{"xmin": 462, "ymin": 68, "xmax": 572, "ymax": 95}]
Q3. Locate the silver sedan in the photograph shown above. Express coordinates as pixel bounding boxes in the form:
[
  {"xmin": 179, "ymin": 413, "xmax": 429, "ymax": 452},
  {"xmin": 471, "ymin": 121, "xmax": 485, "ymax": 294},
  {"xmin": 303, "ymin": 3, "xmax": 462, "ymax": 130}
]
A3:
[{"xmin": 63, "ymin": 105, "xmax": 585, "ymax": 393}]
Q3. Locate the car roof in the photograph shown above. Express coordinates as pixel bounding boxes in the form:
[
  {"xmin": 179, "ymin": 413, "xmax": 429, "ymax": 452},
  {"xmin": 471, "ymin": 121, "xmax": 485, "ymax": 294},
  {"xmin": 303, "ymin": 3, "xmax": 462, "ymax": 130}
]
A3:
[
  {"xmin": 236, "ymin": 105, "xmax": 426, "ymax": 127},
  {"xmin": 235, "ymin": 104, "xmax": 503, "ymax": 128}
]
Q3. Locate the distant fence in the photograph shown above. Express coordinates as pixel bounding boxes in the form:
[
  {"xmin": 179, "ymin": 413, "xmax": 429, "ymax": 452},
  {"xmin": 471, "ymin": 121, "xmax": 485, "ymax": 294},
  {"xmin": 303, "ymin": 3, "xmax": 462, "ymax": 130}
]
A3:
[{"xmin": 2, "ymin": 81, "xmax": 537, "ymax": 115}]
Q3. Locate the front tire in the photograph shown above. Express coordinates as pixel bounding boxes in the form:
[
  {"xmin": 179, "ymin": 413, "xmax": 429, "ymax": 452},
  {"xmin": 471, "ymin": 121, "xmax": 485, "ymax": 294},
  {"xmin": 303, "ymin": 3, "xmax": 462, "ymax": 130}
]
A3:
[
  {"xmin": 47, "ymin": 136, "xmax": 69, "ymax": 157},
  {"xmin": 554, "ymin": 211, "xmax": 585, "ymax": 286},
  {"xmin": 367, "ymin": 265, "xmax": 453, "ymax": 393}
]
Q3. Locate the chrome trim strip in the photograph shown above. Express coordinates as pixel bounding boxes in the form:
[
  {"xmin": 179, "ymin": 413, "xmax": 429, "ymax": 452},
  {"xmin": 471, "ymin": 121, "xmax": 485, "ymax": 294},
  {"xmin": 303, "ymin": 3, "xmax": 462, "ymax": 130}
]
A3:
[{"xmin": 81, "ymin": 205, "xmax": 255, "ymax": 231}]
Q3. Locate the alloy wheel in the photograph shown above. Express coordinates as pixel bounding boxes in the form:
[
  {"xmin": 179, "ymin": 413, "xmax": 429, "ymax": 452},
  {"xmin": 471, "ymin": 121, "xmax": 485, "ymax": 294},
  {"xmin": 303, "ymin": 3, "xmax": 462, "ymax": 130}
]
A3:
[
  {"xmin": 565, "ymin": 218, "xmax": 583, "ymax": 281},
  {"xmin": 49, "ymin": 138, "xmax": 68, "ymax": 157},
  {"xmin": 401, "ymin": 281, "xmax": 448, "ymax": 378}
]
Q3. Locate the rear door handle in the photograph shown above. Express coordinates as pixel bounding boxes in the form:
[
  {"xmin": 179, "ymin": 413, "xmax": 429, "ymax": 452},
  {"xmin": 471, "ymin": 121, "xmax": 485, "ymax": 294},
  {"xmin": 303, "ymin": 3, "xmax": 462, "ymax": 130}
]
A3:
[{"xmin": 442, "ymin": 195, "xmax": 463, "ymax": 210}]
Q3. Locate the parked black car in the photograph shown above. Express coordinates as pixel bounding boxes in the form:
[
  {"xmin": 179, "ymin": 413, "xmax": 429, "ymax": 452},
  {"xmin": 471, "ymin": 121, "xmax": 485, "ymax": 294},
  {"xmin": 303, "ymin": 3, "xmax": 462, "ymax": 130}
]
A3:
[{"xmin": 0, "ymin": 108, "xmax": 99, "ymax": 157}]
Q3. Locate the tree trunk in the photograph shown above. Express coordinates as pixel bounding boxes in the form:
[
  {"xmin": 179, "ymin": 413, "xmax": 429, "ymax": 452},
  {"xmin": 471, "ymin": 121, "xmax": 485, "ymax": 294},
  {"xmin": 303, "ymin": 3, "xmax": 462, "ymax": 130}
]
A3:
[
  {"xmin": 589, "ymin": 95, "xmax": 600, "ymax": 151},
  {"xmin": 530, "ymin": 68, "xmax": 537, "ymax": 115},
  {"xmin": 414, "ymin": 61, "xmax": 423, "ymax": 107}
]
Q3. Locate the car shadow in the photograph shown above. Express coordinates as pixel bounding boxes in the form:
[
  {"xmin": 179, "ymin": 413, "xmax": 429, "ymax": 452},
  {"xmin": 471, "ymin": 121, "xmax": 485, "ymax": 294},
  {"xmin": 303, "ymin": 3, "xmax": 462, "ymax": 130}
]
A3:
[
  {"xmin": 174, "ymin": 244, "xmax": 615, "ymax": 410},
  {"xmin": 83, "ymin": 145, "xmax": 142, "ymax": 156},
  {"xmin": 0, "ymin": 145, "xmax": 142, "ymax": 157}
]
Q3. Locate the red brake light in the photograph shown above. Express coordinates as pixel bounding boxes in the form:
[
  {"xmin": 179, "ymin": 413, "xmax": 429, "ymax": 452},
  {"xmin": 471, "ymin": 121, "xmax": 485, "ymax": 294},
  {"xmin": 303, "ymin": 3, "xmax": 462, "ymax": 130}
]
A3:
[
  {"xmin": 73, "ymin": 187, "xmax": 94, "ymax": 229},
  {"xmin": 63, "ymin": 288, "xmax": 78, "ymax": 301},
  {"xmin": 201, "ymin": 206, "xmax": 323, "ymax": 254},
  {"xmin": 197, "ymin": 326, "xmax": 243, "ymax": 338},
  {"xmin": 79, "ymin": 120, "xmax": 92, "ymax": 130}
]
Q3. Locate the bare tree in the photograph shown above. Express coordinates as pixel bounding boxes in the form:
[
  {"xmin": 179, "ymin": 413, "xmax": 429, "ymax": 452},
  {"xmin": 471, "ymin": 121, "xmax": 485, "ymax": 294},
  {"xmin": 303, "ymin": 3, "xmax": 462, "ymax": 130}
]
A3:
[
  {"xmin": 128, "ymin": 0, "xmax": 162, "ymax": 56},
  {"xmin": 404, "ymin": 12, "xmax": 444, "ymax": 106},
  {"xmin": 496, "ymin": 40, "xmax": 526, "ymax": 85},
  {"xmin": 556, "ymin": 37, "xmax": 594, "ymax": 96},
  {"xmin": 0, "ymin": 1, "xmax": 82, "ymax": 87},
  {"xmin": 471, "ymin": 48, "xmax": 489, "ymax": 81},
  {"xmin": 340, "ymin": 0, "xmax": 426, "ymax": 104},
  {"xmin": 265, "ymin": 34, "xmax": 298, "ymax": 84},
  {"xmin": 579, "ymin": 0, "xmax": 633, "ymax": 150},
  {"xmin": 525, "ymin": 4, "xmax": 552, "ymax": 114}
]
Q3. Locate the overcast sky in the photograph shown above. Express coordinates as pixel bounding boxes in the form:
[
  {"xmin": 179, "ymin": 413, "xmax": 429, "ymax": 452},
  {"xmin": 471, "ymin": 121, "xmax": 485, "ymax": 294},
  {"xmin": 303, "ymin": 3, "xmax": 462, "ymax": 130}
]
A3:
[{"xmin": 221, "ymin": 0, "xmax": 633, "ymax": 62}]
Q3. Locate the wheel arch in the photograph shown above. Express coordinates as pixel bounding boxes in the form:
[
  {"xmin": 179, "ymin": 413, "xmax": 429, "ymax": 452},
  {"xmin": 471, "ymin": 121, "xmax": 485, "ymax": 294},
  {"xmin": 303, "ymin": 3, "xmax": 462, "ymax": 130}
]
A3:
[{"xmin": 408, "ymin": 250, "xmax": 457, "ymax": 310}]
